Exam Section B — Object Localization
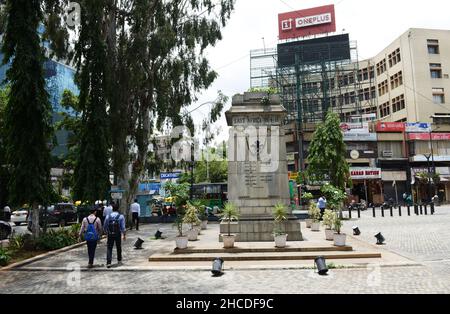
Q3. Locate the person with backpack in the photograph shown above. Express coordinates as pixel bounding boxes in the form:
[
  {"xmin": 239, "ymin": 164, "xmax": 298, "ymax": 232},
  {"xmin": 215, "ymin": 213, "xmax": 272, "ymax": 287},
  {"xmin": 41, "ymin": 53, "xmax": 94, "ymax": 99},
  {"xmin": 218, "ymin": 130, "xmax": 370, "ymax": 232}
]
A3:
[
  {"xmin": 104, "ymin": 205, "xmax": 126, "ymax": 268},
  {"xmin": 79, "ymin": 208, "xmax": 103, "ymax": 268}
]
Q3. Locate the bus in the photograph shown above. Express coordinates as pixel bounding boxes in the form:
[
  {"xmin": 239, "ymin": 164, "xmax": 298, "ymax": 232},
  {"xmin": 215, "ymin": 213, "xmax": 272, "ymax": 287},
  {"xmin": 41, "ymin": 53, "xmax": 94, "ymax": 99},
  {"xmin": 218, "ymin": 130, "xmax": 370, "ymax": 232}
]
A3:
[{"xmin": 192, "ymin": 183, "xmax": 228, "ymax": 209}]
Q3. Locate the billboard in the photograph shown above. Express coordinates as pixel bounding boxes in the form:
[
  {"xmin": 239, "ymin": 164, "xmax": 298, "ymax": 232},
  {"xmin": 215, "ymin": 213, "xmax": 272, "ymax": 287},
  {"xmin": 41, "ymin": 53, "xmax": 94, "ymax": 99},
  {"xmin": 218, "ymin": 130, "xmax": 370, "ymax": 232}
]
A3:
[
  {"xmin": 278, "ymin": 5, "xmax": 336, "ymax": 40},
  {"xmin": 350, "ymin": 168, "xmax": 382, "ymax": 180},
  {"xmin": 277, "ymin": 34, "xmax": 351, "ymax": 67},
  {"xmin": 408, "ymin": 133, "xmax": 450, "ymax": 141}
]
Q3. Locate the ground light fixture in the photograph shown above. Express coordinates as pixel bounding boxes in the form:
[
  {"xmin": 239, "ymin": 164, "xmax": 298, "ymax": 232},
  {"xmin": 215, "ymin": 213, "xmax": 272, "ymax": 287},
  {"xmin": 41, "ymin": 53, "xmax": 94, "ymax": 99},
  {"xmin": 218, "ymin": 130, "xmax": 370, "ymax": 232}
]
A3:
[
  {"xmin": 353, "ymin": 226, "xmax": 361, "ymax": 236},
  {"xmin": 134, "ymin": 238, "xmax": 145, "ymax": 250},
  {"xmin": 375, "ymin": 233, "xmax": 385, "ymax": 245},
  {"xmin": 212, "ymin": 257, "xmax": 224, "ymax": 276},
  {"xmin": 314, "ymin": 256, "xmax": 329, "ymax": 276},
  {"xmin": 154, "ymin": 230, "xmax": 163, "ymax": 239}
]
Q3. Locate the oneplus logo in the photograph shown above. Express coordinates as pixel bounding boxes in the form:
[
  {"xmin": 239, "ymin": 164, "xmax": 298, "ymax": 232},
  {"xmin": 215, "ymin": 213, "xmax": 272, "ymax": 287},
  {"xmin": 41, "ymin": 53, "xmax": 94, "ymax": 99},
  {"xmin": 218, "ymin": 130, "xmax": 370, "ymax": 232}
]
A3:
[{"xmin": 281, "ymin": 18, "xmax": 293, "ymax": 31}]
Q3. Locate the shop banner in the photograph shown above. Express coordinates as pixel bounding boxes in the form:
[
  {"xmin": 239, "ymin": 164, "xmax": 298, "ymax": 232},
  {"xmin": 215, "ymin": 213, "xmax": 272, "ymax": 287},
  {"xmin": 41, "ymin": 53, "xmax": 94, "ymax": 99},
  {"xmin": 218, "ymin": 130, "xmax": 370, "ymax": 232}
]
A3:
[
  {"xmin": 350, "ymin": 168, "xmax": 382, "ymax": 180},
  {"xmin": 376, "ymin": 122, "xmax": 405, "ymax": 132},
  {"xmin": 408, "ymin": 133, "xmax": 450, "ymax": 141},
  {"xmin": 405, "ymin": 123, "xmax": 431, "ymax": 133}
]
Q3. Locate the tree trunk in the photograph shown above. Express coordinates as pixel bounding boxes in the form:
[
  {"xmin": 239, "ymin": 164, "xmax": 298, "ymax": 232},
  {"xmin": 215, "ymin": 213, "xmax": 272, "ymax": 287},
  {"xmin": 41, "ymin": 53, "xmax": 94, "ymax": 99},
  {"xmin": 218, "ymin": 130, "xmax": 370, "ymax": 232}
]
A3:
[{"xmin": 32, "ymin": 202, "xmax": 40, "ymax": 239}]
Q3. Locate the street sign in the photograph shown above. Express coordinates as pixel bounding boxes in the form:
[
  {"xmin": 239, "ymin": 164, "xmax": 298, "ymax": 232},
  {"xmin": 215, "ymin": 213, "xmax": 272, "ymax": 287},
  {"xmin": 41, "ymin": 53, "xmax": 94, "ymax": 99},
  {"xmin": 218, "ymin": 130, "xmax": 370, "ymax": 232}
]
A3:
[
  {"xmin": 160, "ymin": 172, "xmax": 182, "ymax": 180},
  {"xmin": 111, "ymin": 192, "xmax": 123, "ymax": 200}
]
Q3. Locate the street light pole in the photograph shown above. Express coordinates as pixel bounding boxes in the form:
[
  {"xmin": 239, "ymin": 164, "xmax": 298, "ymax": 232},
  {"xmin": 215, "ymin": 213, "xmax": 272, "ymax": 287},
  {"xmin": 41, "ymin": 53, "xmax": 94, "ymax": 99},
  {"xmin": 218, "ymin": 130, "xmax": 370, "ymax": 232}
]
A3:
[{"xmin": 424, "ymin": 153, "xmax": 433, "ymax": 203}]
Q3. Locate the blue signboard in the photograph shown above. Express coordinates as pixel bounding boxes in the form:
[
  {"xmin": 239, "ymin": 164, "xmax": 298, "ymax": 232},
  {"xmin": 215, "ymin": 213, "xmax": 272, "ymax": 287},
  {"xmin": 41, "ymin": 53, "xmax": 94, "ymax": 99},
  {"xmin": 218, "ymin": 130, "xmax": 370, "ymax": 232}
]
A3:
[
  {"xmin": 160, "ymin": 172, "xmax": 182, "ymax": 180},
  {"xmin": 405, "ymin": 123, "xmax": 431, "ymax": 133}
]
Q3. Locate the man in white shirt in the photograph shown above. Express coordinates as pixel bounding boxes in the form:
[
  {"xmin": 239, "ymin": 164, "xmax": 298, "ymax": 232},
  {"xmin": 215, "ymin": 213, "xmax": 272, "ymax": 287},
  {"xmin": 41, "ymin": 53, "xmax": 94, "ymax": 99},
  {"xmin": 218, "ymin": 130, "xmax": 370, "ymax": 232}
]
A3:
[
  {"xmin": 130, "ymin": 199, "xmax": 141, "ymax": 231},
  {"xmin": 103, "ymin": 202, "xmax": 114, "ymax": 219}
]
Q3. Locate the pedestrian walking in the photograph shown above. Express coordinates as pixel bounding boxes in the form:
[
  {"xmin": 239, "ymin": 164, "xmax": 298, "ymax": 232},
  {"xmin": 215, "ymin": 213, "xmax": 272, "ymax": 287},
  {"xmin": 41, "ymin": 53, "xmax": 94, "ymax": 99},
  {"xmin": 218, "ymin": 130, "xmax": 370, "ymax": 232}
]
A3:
[
  {"xmin": 130, "ymin": 199, "xmax": 141, "ymax": 231},
  {"xmin": 317, "ymin": 196, "xmax": 327, "ymax": 219},
  {"xmin": 104, "ymin": 205, "xmax": 126, "ymax": 268},
  {"xmin": 79, "ymin": 208, "xmax": 103, "ymax": 268},
  {"xmin": 103, "ymin": 201, "xmax": 113, "ymax": 219},
  {"xmin": 3, "ymin": 205, "xmax": 11, "ymax": 222}
]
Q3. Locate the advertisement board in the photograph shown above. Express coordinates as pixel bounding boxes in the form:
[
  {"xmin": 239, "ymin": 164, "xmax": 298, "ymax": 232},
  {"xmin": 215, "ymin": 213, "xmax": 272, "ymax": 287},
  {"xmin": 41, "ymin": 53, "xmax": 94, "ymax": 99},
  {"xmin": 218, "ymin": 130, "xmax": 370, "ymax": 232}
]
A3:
[
  {"xmin": 405, "ymin": 123, "xmax": 431, "ymax": 133},
  {"xmin": 277, "ymin": 34, "xmax": 350, "ymax": 67},
  {"xmin": 376, "ymin": 122, "xmax": 405, "ymax": 133},
  {"xmin": 278, "ymin": 5, "xmax": 336, "ymax": 40}
]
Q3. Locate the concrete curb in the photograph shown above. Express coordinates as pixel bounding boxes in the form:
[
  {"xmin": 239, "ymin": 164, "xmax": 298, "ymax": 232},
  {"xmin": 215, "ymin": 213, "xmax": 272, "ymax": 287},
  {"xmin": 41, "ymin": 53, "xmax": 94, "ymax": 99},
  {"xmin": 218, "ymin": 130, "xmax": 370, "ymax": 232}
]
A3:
[
  {"xmin": 6, "ymin": 262, "xmax": 423, "ymax": 272},
  {"xmin": 0, "ymin": 237, "xmax": 106, "ymax": 272}
]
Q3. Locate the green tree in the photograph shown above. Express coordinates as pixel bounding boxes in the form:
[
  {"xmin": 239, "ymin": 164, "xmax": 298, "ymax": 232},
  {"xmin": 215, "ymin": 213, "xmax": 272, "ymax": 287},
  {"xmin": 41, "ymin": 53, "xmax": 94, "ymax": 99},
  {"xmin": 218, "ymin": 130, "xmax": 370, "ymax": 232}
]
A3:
[
  {"xmin": 103, "ymin": 1, "xmax": 235, "ymax": 220},
  {"xmin": 0, "ymin": 87, "xmax": 10, "ymax": 208},
  {"xmin": 1, "ymin": 0, "xmax": 53, "ymax": 237},
  {"xmin": 307, "ymin": 112, "xmax": 351, "ymax": 190},
  {"xmin": 71, "ymin": 0, "xmax": 111, "ymax": 203}
]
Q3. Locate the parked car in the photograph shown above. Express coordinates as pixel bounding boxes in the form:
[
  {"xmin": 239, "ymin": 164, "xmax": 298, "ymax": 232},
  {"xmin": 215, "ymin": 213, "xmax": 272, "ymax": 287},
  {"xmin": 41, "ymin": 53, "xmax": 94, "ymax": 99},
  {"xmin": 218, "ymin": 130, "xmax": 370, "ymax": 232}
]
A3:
[
  {"xmin": 11, "ymin": 208, "xmax": 29, "ymax": 226},
  {"xmin": 27, "ymin": 203, "xmax": 78, "ymax": 232}
]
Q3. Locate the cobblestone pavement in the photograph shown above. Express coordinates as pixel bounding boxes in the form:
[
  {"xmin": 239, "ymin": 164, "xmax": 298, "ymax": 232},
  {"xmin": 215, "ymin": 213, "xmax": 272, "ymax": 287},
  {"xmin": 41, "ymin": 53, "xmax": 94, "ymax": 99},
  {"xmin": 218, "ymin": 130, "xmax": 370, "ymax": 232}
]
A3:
[{"xmin": 1, "ymin": 207, "xmax": 450, "ymax": 294}]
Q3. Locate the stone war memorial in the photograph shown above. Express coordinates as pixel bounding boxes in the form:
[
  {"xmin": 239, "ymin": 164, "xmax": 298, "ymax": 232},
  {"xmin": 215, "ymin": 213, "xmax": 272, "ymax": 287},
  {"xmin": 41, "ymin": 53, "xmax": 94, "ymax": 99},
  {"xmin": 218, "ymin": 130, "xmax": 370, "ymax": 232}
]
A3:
[{"xmin": 221, "ymin": 92, "xmax": 303, "ymax": 242}]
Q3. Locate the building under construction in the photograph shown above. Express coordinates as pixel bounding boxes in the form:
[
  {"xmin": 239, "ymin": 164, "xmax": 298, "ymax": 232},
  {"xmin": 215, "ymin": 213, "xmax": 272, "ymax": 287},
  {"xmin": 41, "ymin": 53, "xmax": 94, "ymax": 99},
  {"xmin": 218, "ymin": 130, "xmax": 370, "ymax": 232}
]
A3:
[{"xmin": 250, "ymin": 33, "xmax": 378, "ymax": 170}]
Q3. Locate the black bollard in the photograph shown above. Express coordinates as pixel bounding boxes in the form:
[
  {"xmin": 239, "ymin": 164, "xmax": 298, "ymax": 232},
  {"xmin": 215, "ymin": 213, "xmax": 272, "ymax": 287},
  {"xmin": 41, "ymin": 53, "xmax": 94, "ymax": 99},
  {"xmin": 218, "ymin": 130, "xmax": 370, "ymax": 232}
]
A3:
[
  {"xmin": 424, "ymin": 204, "xmax": 428, "ymax": 215},
  {"xmin": 398, "ymin": 206, "xmax": 402, "ymax": 217},
  {"xmin": 390, "ymin": 206, "xmax": 394, "ymax": 217},
  {"xmin": 381, "ymin": 206, "xmax": 385, "ymax": 217},
  {"xmin": 420, "ymin": 205, "xmax": 423, "ymax": 215},
  {"xmin": 373, "ymin": 206, "xmax": 376, "ymax": 218},
  {"xmin": 431, "ymin": 203, "xmax": 435, "ymax": 215},
  {"xmin": 358, "ymin": 206, "xmax": 361, "ymax": 219},
  {"xmin": 407, "ymin": 206, "xmax": 411, "ymax": 216},
  {"xmin": 348, "ymin": 206, "xmax": 352, "ymax": 219},
  {"xmin": 414, "ymin": 204, "xmax": 419, "ymax": 215}
]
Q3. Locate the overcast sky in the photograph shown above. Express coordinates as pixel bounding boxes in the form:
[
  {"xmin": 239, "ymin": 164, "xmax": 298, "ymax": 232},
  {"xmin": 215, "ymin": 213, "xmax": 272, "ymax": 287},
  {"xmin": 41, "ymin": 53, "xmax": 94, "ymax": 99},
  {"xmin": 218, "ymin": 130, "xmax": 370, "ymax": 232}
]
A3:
[{"xmin": 189, "ymin": 0, "xmax": 450, "ymax": 145}]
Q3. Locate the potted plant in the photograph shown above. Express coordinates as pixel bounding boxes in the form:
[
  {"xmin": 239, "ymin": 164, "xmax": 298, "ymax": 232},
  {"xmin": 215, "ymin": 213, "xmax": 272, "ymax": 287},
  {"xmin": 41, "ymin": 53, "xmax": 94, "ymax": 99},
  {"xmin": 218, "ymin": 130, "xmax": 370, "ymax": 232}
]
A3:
[
  {"xmin": 194, "ymin": 201, "xmax": 208, "ymax": 230},
  {"xmin": 306, "ymin": 202, "xmax": 318, "ymax": 229},
  {"xmin": 272, "ymin": 203, "xmax": 288, "ymax": 248},
  {"xmin": 310, "ymin": 204, "xmax": 321, "ymax": 232},
  {"xmin": 322, "ymin": 209, "xmax": 336, "ymax": 241},
  {"xmin": 173, "ymin": 216, "xmax": 188, "ymax": 249},
  {"xmin": 183, "ymin": 203, "xmax": 201, "ymax": 241},
  {"xmin": 333, "ymin": 215, "xmax": 347, "ymax": 247},
  {"xmin": 221, "ymin": 202, "xmax": 239, "ymax": 249}
]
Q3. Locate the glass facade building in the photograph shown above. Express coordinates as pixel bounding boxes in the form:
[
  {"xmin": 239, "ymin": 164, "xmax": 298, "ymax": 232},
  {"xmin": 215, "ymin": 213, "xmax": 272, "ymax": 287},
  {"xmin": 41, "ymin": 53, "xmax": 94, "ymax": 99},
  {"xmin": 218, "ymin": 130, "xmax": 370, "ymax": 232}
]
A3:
[{"xmin": 0, "ymin": 54, "xmax": 79, "ymax": 157}]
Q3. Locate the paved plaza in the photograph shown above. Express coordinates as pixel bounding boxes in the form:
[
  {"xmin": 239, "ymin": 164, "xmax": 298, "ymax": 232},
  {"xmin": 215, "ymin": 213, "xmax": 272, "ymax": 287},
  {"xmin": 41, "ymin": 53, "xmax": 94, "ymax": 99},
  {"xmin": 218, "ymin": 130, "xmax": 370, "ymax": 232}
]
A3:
[{"xmin": 1, "ymin": 206, "xmax": 450, "ymax": 294}]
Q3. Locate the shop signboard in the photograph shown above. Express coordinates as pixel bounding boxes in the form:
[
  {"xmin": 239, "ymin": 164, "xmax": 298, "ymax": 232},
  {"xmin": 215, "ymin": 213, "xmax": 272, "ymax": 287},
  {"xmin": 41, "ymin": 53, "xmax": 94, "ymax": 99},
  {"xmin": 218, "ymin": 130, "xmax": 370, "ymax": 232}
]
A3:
[
  {"xmin": 350, "ymin": 168, "xmax": 382, "ymax": 180},
  {"xmin": 405, "ymin": 123, "xmax": 431, "ymax": 133},
  {"xmin": 408, "ymin": 133, "xmax": 450, "ymax": 141},
  {"xmin": 376, "ymin": 122, "xmax": 405, "ymax": 133}
]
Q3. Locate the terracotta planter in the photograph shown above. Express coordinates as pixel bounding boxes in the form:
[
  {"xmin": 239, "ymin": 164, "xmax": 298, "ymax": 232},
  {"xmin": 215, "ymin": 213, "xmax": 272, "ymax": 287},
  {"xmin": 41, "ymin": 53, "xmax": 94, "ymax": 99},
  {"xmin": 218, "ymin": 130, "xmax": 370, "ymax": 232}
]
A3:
[
  {"xmin": 334, "ymin": 233, "xmax": 347, "ymax": 247},
  {"xmin": 201, "ymin": 220, "xmax": 208, "ymax": 230},
  {"xmin": 274, "ymin": 234, "xmax": 288, "ymax": 248},
  {"xmin": 305, "ymin": 219, "xmax": 313, "ymax": 228},
  {"xmin": 175, "ymin": 237, "xmax": 188, "ymax": 249},
  {"xmin": 325, "ymin": 229, "xmax": 334, "ymax": 241},
  {"xmin": 223, "ymin": 235, "xmax": 236, "ymax": 249},
  {"xmin": 187, "ymin": 229, "xmax": 199, "ymax": 241},
  {"xmin": 311, "ymin": 222, "xmax": 321, "ymax": 232}
]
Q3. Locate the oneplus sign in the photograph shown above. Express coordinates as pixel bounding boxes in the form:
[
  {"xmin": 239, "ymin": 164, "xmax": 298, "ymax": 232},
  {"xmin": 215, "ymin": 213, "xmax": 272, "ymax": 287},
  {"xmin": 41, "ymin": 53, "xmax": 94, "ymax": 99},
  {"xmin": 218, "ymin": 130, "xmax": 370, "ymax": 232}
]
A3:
[{"xmin": 279, "ymin": 5, "xmax": 336, "ymax": 40}]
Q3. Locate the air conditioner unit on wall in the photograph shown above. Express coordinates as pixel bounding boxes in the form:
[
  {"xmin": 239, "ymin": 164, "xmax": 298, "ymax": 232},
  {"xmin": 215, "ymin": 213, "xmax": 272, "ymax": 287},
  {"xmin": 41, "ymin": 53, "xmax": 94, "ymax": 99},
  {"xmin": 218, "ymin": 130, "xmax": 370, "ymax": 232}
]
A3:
[{"xmin": 382, "ymin": 151, "xmax": 393, "ymax": 158}]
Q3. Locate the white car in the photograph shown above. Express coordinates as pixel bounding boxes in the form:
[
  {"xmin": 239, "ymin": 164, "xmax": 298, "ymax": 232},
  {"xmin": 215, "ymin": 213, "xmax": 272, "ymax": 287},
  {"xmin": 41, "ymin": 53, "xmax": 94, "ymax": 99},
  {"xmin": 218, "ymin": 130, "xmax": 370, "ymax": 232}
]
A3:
[{"xmin": 11, "ymin": 209, "xmax": 29, "ymax": 226}]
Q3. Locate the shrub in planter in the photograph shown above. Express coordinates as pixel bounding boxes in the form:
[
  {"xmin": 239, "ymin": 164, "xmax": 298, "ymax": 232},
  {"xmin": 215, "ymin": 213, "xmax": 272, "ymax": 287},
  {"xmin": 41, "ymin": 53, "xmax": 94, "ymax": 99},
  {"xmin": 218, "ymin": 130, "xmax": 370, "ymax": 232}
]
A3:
[
  {"xmin": 35, "ymin": 227, "xmax": 80, "ymax": 251},
  {"xmin": 272, "ymin": 203, "xmax": 288, "ymax": 248},
  {"xmin": 322, "ymin": 210, "xmax": 336, "ymax": 241},
  {"xmin": 306, "ymin": 202, "xmax": 319, "ymax": 228},
  {"xmin": 183, "ymin": 203, "xmax": 201, "ymax": 241},
  {"xmin": 333, "ymin": 215, "xmax": 347, "ymax": 247},
  {"xmin": 221, "ymin": 202, "xmax": 239, "ymax": 249},
  {"xmin": 310, "ymin": 204, "xmax": 321, "ymax": 232},
  {"xmin": 173, "ymin": 216, "xmax": 188, "ymax": 249}
]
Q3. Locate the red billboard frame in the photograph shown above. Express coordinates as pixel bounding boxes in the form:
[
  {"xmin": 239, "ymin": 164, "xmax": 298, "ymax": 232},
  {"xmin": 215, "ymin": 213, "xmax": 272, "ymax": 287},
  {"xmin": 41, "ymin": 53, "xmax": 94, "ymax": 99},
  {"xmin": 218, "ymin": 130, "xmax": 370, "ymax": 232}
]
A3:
[
  {"xmin": 376, "ymin": 122, "xmax": 405, "ymax": 133},
  {"xmin": 278, "ymin": 5, "xmax": 336, "ymax": 40}
]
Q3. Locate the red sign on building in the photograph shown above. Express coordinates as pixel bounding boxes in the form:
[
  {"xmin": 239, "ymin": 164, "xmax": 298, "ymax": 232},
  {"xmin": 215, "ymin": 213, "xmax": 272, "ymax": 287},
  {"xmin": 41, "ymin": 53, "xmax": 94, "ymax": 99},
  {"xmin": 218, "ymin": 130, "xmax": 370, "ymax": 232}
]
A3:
[
  {"xmin": 376, "ymin": 122, "xmax": 405, "ymax": 133},
  {"xmin": 278, "ymin": 5, "xmax": 336, "ymax": 40},
  {"xmin": 408, "ymin": 133, "xmax": 450, "ymax": 141}
]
